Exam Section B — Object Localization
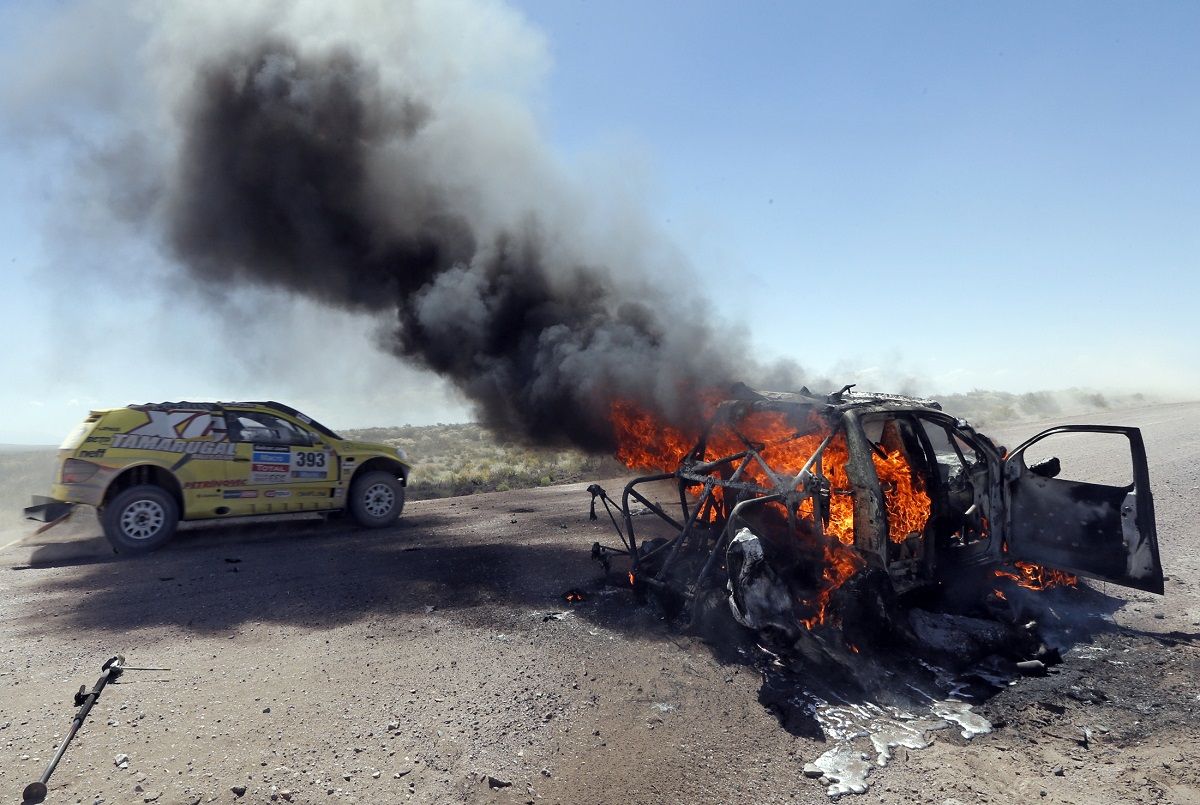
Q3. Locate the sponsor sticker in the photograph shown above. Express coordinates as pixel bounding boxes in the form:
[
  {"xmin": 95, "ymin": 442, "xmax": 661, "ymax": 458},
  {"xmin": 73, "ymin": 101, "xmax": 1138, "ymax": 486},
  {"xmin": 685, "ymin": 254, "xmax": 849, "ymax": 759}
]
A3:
[
  {"xmin": 252, "ymin": 461, "xmax": 290, "ymax": 484},
  {"xmin": 127, "ymin": 410, "xmax": 224, "ymax": 440},
  {"xmin": 184, "ymin": 479, "xmax": 248, "ymax": 489},
  {"xmin": 252, "ymin": 450, "xmax": 291, "ymax": 463},
  {"xmin": 223, "ymin": 490, "xmax": 258, "ymax": 499},
  {"xmin": 78, "ymin": 449, "xmax": 107, "ymax": 459},
  {"xmin": 265, "ymin": 490, "xmax": 291, "ymax": 498},
  {"xmin": 296, "ymin": 490, "xmax": 330, "ymax": 498},
  {"xmin": 111, "ymin": 434, "xmax": 236, "ymax": 459},
  {"xmin": 291, "ymin": 470, "xmax": 325, "ymax": 479}
]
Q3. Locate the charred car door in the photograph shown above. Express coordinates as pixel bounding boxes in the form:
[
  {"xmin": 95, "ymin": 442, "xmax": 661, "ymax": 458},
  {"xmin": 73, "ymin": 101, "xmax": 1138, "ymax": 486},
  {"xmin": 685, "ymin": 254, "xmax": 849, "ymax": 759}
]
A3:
[{"xmin": 1003, "ymin": 425, "xmax": 1162, "ymax": 594}]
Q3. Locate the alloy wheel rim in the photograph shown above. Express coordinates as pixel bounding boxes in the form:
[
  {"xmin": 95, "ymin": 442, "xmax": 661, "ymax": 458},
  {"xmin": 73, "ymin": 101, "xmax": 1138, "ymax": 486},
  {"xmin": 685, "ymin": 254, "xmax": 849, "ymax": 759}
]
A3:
[
  {"xmin": 363, "ymin": 483, "xmax": 395, "ymax": 518},
  {"xmin": 120, "ymin": 499, "xmax": 165, "ymax": 540}
]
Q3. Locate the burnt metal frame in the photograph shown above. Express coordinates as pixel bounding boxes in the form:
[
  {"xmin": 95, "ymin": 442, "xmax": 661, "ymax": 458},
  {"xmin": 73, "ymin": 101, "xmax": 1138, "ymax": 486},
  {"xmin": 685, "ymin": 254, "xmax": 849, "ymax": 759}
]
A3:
[
  {"xmin": 588, "ymin": 388, "xmax": 1166, "ymax": 608},
  {"xmin": 591, "ymin": 406, "xmax": 850, "ymax": 603},
  {"xmin": 860, "ymin": 408, "xmax": 1007, "ymax": 577},
  {"xmin": 589, "ymin": 396, "xmax": 982, "ymax": 601}
]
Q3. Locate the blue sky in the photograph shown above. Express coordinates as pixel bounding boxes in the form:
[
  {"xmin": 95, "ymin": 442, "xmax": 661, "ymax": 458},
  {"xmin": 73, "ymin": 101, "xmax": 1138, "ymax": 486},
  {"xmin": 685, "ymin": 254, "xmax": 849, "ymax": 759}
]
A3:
[
  {"xmin": 1, "ymin": 2, "xmax": 1197, "ymax": 442},
  {"xmin": 511, "ymin": 1, "xmax": 1198, "ymax": 385}
]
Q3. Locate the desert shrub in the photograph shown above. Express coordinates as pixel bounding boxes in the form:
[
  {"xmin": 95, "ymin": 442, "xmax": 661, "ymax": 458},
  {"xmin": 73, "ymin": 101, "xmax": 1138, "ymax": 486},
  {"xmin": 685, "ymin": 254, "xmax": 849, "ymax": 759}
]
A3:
[{"xmin": 342, "ymin": 423, "xmax": 625, "ymax": 500}]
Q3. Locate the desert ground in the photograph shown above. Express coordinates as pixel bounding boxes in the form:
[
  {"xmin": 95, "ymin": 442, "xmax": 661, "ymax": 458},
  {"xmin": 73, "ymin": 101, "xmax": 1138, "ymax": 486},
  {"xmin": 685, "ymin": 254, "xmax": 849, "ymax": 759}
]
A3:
[{"xmin": 1, "ymin": 401, "xmax": 1198, "ymax": 804}]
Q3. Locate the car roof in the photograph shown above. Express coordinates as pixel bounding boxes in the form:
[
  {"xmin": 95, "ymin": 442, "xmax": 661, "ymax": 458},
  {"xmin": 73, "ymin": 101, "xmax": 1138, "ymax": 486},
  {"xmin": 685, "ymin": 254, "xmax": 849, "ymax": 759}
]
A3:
[
  {"xmin": 128, "ymin": 400, "xmax": 296, "ymax": 415},
  {"xmin": 120, "ymin": 400, "xmax": 343, "ymax": 440},
  {"xmin": 727, "ymin": 382, "xmax": 942, "ymax": 413}
]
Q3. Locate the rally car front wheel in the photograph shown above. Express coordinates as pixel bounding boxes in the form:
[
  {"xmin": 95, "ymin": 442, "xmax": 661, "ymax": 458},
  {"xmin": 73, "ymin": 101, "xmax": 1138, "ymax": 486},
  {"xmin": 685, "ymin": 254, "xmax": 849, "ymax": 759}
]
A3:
[
  {"xmin": 101, "ymin": 485, "xmax": 180, "ymax": 553},
  {"xmin": 349, "ymin": 471, "xmax": 405, "ymax": 528}
]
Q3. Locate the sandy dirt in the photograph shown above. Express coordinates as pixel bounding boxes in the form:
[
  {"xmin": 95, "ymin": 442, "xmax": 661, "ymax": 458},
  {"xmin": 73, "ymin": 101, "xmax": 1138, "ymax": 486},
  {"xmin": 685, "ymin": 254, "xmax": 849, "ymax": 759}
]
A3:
[{"xmin": 1, "ymin": 401, "xmax": 1198, "ymax": 805}]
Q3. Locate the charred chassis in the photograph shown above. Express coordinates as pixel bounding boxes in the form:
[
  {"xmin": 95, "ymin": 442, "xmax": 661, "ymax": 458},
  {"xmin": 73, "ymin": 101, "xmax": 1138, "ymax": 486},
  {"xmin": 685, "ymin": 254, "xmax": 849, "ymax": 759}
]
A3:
[{"xmin": 589, "ymin": 384, "xmax": 1162, "ymax": 624}]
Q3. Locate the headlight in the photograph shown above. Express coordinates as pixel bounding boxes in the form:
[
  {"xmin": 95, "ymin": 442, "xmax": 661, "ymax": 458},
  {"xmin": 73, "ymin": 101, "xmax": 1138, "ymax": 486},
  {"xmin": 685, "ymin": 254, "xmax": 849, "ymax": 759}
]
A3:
[{"xmin": 395, "ymin": 447, "xmax": 408, "ymax": 461}]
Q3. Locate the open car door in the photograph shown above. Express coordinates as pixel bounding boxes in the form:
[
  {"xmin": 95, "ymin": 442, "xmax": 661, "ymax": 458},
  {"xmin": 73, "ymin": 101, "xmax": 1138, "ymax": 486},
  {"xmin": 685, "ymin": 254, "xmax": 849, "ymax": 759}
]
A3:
[{"xmin": 1003, "ymin": 425, "xmax": 1163, "ymax": 594}]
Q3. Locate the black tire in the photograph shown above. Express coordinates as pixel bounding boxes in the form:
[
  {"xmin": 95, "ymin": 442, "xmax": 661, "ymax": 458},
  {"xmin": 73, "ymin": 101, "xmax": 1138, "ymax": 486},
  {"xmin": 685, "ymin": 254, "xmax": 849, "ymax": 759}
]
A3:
[
  {"xmin": 101, "ymin": 484, "xmax": 180, "ymax": 553},
  {"xmin": 349, "ymin": 471, "xmax": 405, "ymax": 528}
]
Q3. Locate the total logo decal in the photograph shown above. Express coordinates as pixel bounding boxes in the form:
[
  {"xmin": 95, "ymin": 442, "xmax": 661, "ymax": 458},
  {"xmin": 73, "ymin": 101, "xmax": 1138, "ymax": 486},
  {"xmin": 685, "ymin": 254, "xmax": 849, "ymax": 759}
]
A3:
[{"xmin": 251, "ymin": 446, "xmax": 290, "ymax": 483}]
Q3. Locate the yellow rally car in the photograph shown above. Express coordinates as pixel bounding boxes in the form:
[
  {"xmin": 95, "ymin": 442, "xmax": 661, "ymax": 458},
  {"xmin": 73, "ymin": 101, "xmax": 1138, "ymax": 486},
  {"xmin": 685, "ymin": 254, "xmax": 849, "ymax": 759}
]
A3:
[{"xmin": 25, "ymin": 401, "xmax": 410, "ymax": 552}]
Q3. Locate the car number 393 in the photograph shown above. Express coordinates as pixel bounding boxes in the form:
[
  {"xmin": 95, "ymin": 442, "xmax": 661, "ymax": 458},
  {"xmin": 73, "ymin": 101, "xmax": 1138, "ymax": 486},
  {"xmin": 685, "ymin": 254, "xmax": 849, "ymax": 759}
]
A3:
[{"xmin": 295, "ymin": 451, "xmax": 327, "ymax": 468}]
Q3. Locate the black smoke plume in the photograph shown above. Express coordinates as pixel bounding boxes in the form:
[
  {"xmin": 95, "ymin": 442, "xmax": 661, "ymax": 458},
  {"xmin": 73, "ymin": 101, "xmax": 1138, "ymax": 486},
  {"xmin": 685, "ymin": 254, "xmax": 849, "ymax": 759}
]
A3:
[{"xmin": 155, "ymin": 37, "xmax": 754, "ymax": 450}]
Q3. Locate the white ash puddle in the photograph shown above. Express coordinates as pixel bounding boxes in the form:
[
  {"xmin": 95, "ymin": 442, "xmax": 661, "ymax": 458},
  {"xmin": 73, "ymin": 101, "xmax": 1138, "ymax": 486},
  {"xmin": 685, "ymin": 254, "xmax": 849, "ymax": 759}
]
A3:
[
  {"xmin": 1069, "ymin": 643, "xmax": 1109, "ymax": 659},
  {"xmin": 800, "ymin": 670, "xmax": 994, "ymax": 798}
]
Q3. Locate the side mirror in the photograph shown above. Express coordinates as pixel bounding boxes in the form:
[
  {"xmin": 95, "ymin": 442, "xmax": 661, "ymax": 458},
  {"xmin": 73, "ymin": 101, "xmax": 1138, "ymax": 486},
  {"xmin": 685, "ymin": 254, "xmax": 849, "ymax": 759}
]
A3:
[{"xmin": 1028, "ymin": 456, "xmax": 1061, "ymax": 479}]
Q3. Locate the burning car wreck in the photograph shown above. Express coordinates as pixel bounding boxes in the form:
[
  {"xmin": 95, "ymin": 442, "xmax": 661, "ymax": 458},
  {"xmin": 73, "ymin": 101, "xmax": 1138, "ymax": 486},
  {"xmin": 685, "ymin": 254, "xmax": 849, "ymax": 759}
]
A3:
[
  {"xmin": 586, "ymin": 384, "xmax": 1164, "ymax": 794},
  {"xmin": 590, "ymin": 384, "xmax": 1161, "ymax": 630}
]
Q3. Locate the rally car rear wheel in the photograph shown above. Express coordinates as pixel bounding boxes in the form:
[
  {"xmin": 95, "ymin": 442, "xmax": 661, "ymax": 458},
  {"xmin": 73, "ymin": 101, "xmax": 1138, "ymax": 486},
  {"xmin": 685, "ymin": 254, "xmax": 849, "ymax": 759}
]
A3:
[
  {"xmin": 349, "ymin": 471, "xmax": 405, "ymax": 528},
  {"xmin": 102, "ymin": 485, "xmax": 180, "ymax": 553}
]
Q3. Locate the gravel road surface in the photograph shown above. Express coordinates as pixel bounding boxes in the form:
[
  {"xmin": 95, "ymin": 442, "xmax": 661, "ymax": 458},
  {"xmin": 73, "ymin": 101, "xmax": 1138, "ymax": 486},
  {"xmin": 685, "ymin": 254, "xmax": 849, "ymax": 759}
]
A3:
[{"xmin": 2, "ymin": 402, "xmax": 1197, "ymax": 804}]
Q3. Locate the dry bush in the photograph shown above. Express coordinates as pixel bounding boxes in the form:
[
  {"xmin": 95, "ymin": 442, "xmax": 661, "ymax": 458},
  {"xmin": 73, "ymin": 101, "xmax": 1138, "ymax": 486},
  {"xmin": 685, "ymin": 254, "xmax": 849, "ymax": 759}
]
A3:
[{"xmin": 342, "ymin": 423, "xmax": 625, "ymax": 500}]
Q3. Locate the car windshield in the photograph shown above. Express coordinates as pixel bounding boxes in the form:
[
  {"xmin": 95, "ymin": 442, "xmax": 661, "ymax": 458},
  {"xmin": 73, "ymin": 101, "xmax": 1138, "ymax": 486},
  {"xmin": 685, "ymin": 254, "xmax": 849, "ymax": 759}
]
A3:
[
  {"xmin": 256, "ymin": 402, "xmax": 342, "ymax": 440},
  {"xmin": 294, "ymin": 412, "xmax": 341, "ymax": 441}
]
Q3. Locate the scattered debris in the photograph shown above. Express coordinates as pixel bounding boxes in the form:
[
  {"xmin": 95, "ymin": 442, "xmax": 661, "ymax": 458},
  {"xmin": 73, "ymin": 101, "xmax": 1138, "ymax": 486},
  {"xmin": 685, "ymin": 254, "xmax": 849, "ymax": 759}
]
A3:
[
  {"xmin": 23, "ymin": 656, "xmax": 150, "ymax": 804},
  {"xmin": 1016, "ymin": 660, "xmax": 1048, "ymax": 676}
]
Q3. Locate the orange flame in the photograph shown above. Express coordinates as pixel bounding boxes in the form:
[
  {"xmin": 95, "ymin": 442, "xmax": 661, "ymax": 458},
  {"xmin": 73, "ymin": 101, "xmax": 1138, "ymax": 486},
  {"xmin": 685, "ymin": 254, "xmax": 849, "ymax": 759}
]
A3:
[
  {"xmin": 799, "ymin": 543, "xmax": 865, "ymax": 628},
  {"xmin": 872, "ymin": 446, "xmax": 931, "ymax": 543},
  {"xmin": 609, "ymin": 399, "xmax": 932, "ymax": 628},
  {"xmin": 994, "ymin": 561, "xmax": 1078, "ymax": 591},
  {"xmin": 611, "ymin": 399, "xmax": 701, "ymax": 471}
]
